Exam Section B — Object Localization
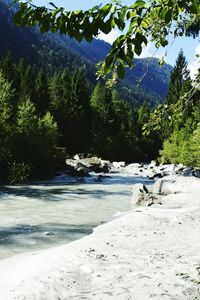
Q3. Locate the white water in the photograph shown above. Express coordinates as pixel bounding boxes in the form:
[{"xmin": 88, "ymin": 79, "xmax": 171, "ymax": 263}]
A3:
[{"xmin": 0, "ymin": 172, "xmax": 152, "ymax": 260}]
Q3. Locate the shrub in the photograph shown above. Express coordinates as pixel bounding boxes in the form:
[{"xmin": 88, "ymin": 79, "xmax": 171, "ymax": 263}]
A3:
[{"xmin": 8, "ymin": 161, "xmax": 31, "ymax": 184}]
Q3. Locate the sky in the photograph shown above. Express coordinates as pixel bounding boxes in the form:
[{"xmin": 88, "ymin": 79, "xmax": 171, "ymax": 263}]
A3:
[{"xmin": 34, "ymin": 0, "xmax": 200, "ymax": 77}]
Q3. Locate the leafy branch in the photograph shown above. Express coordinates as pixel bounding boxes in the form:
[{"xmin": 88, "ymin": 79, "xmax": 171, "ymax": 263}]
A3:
[{"xmin": 12, "ymin": 0, "xmax": 200, "ymax": 78}]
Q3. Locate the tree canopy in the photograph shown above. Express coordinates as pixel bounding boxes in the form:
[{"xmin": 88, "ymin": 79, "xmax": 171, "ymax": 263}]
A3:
[{"xmin": 13, "ymin": 0, "xmax": 200, "ymax": 78}]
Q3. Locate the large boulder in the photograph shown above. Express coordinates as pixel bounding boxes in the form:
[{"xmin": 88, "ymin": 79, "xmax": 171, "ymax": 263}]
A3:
[
  {"xmin": 65, "ymin": 157, "xmax": 111, "ymax": 175},
  {"xmin": 65, "ymin": 159, "xmax": 89, "ymax": 176},
  {"xmin": 112, "ymin": 161, "xmax": 126, "ymax": 169},
  {"xmin": 130, "ymin": 184, "xmax": 156, "ymax": 208},
  {"xmin": 153, "ymin": 176, "xmax": 200, "ymax": 196},
  {"xmin": 80, "ymin": 157, "xmax": 111, "ymax": 173}
]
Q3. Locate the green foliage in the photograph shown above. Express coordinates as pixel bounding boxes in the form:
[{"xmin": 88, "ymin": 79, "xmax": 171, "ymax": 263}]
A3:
[
  {"xmin": 13, "ymin": 0, "xmax": 200, "ymax": 78},
  {"xmin": 14, "ymin": 99, "xmax": 58, "ymax": 178},
  {"xmin": 159, "ymin": 127, "xmax": 191, "ymax": 164},
  {"xmin": 0, "ymin": 49, "xmax": 164, "ymax": 182},
  {"xmin": 50, "ymin": 68, "xmax": 91, "ymax": 154},
  {"xmin": 143, "ymin": 50, "xmax": 200, "ymax": 168},
  {"xmin": 143, "ymin": 51, "xmax": 193, "ymax": 138},
  {"xmin": 35, "ymin": 69, "xmax": 50, "ymax": 115},
  {"xmin": 160, "ymin": 122, "xmax": 200, "ymax": 168},
  {"xmin": 17, "ymin": 99, "xmax": 38, "ymax": 134},
  {"xmin": 0, "ymin": 64, "xmax": 59, "ymax": 181},
  {"xmin": 188, "ymin": 124, "xmax": 200, "ymax": 167},
  {"xmin": 8, "ymin": 161, "xmax": 31, "ymax": 184},
  {"xmin": 166, "ymin": 50, "xmax": 192, "ymax": 105}
]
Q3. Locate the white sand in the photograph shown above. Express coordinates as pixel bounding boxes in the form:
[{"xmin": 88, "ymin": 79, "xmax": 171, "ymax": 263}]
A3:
[{"xmin": 0, "ymin": 176, "xmax": 200, "ymax": 299}]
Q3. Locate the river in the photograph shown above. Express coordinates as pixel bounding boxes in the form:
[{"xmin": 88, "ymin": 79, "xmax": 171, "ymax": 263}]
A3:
[{"xmin": 0, "ymin": 171, "xmax": 152, "ymax": 260}]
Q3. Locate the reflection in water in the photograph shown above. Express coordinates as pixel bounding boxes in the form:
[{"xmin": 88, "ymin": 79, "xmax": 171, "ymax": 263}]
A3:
[{"xmin": 0, "ymin": 172, "xmax": 153, "ymax": 259}]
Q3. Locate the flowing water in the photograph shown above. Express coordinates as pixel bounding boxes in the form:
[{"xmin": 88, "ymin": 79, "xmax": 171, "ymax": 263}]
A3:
[{"xmin": 0, "ymin": 172, "xmax": 152, "ymax": 260}]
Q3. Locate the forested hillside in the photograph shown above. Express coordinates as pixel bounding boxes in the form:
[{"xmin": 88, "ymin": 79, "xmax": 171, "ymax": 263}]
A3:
[{"xmin": 0, "ymin": 0, "xmax": 172, "ymax": 104}]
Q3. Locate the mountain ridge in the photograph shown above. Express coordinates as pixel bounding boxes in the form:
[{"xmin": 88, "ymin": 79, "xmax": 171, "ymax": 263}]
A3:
[{"xmin": 0, "ymin": 0, "xmax": 173, "ymax": 104}]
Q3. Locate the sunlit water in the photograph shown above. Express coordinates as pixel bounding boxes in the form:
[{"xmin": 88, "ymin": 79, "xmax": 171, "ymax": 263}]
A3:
[{"xmin": 0, "ymin": 172, "xmax": 152, "ymax": 260}]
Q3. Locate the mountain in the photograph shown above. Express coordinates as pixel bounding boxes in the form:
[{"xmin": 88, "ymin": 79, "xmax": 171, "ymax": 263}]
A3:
[
  {"xmin": 0, "ymin": 0, "xmax": 173, "ymax": 104},
  {"xmin": 54, "ymin": 34, "xmax": 172, "ymax": 100}
]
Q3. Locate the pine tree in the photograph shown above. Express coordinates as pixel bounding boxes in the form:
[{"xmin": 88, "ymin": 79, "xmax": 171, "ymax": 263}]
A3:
[
  {"xmin": 35, "ymin": 69, "xmax": 50, "ymax": 115},
  {"xmin": 0, "ymin": 51, "xmax": 18, "ymax": 86},
  {"xmin": 49, "ymin": 68, "xmax": 72, "ymax": 147},
  {"xmin": 0, "ymin": 70, "xmax": 15, "ymax": 180},
  {"xmin": 19, "ymin": 64, "xmax": 36, "ymax": 103},
  {"xmin": 69, "ymin": 69, "xmax": 91, "ymax": 153},
  {"xmin": 166, "ymin": 50, "xmax": 191, "ymax": 105}
]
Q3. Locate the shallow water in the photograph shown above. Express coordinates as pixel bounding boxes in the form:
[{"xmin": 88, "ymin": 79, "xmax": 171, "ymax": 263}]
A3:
[{"xmin": 0, "ymin": 172, "xmax": 152, "ymax": 259}]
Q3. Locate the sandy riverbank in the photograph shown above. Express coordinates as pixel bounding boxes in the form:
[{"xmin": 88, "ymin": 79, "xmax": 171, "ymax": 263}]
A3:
[{"xmin": 0, "ymin": 174, "xmax": 200, "ymax": 299}]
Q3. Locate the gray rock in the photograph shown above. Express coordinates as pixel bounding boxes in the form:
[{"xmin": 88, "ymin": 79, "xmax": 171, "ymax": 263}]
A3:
[
  {"xmin": 112, "ymin": 161, "xmax": 126, "ymax": 169},
  {"xmin": 153, "ymin": 178, "xmax": 176, "ymax": 195},
  {"xmin": 178, "ymin": 167, "xmax": 200, "ymax": 178},
  {"xmin": 149, "ymin": 172, "xmax": 163, "ymax": 180},
  {"xmin": 130, "ymin": 184, "xmax": 157, "ymax": 208},
  {"xmin": 65, "ymin": 157, "xmax": 111, "ymax": 175},
  {"xmin": 193, "ymin": 169, "xmax": 200, "ymax": 178},
  {"xmin": 65, "ymin": 159, "xmax": 89, "ymax": 176},
  {"xmin": 180, "ymin": 167, "xmax": 193, "ymax": 177}
]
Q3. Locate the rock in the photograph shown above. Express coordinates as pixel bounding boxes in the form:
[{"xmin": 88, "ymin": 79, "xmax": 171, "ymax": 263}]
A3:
[
  {"xmin": 65, "ymin": 159, "xmax": 89, "ymax": 176},
  {"xmin": 74, "ymin": 153, "xmax": 85, "ymax": 160},
  {"xmin": 75, "ymin": 163, "xmax": 89, "ymax": 176},
  {"xmin": 112, "ymin": 161, "xmax": 126, "ymax": 169},
  {"xmin": 193, "ymin": 168, "xmax": 200, "ymax": 178},
  {"xmin": 130, "ymin": 184, "xmax": 156, "ymax": 208},
  {"xmin": 153, "ymin": 179, "xmax": 171, "ymax": 195},
  {"xmin": 74, "ymin": 154, "xmax": 81, "ymax": 160},
  {"xmin": 179, "ymin": 167, "xmax": 193, "ymax": 177},
  {"xmin": 149, "ymin": 160, "xmax": 158, "ymax": 169},
  {"xmin": 100, "ymin": 160, "xmax": 112, "ymax": 172},
  {"xmin": 65, "ymin": 157, "xmax": 111, "ymax": 175},
  {"xmin": 149, "ymin": 173, "xmax": 163, "ymax": 180},
  {"xmin": 177, "ymin": 167, "xmax": 200, "ymax": 178},
  {"xmin": 81, "ymin": 157, "xmax": 110, "ymax": 173},
  {"xmin": 153, "ymin": 176, "xmax": 200, "ymax": 197}
]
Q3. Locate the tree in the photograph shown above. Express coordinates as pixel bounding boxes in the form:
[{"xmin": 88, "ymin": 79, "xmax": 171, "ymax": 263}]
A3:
[
  {"xmin": 143, "ymin": 51, "xmax": 194, "ymax": 138},
  {"xmin": 69, "ymin": 69, "xmax": 92, "ymax": 153},
  {"xmin": 0, "ymin": 70, "xmax": 15, "ymax": 180},
  {"xmin": 19, "ymin": 64, "xmax": 36, "ymax": 102},
  {"xmin": 13, "ymin": 0, "xmax": 200, "ymax": 78},
  {"xmin": 13, "ymin": 99, "xmax": 58, "ymax": 178},
  {"xmin": 166, "ymin": 50, "xmax": 191, "ymax": 105},
  {"xmin": 35, "ymin": 69, "xmax": 50, "ymax": 115}
]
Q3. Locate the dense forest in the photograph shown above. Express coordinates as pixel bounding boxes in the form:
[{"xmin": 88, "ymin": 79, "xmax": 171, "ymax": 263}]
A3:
[{"xmin": 0, "ymin": 51, "xmax": 161, "ymax": 182}]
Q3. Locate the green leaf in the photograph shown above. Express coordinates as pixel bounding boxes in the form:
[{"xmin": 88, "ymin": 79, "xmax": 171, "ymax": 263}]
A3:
[
  {"xmin": 115, "ymin": 18, "xmax": 125, "ymax": 30},
  {"xmin": 13, "ymin": 10, "xmax": 24, "ymax": 25},
  {"xmin": 117, "ymin": 63, "xmax": 126, "ymax": 78},
  {"xmin": 165, "ymin": 10, "xmax": 172, "ymax": 24},
  {"xmin": 133, "ymin": 0, "xmax": 146, "ymax": 9},
  {"xmin": 49, "ymin": 2, "xmax": 58, "ymax": 9},
  {"xmin": 160, "ymin": 38, "xmax": 168, "ymax": 47},
  {"xmin": 101, "ymin": 18, "xmax": 112, "ymax": 34}
]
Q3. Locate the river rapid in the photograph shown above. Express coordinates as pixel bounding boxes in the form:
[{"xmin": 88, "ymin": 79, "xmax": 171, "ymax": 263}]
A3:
[{"xmin": 0, "ymin": 171, "xmax": 152, "ymax": 260}]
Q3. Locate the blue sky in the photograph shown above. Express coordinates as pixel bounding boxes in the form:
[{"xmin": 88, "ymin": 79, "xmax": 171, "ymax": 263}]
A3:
[{"xmin": 35, "ymin": 0, "xmax": 200, "ymax": 76}]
